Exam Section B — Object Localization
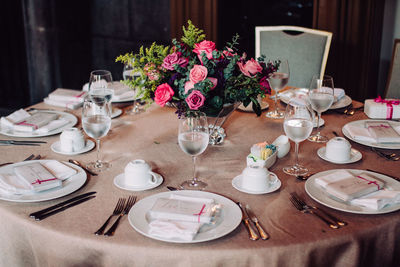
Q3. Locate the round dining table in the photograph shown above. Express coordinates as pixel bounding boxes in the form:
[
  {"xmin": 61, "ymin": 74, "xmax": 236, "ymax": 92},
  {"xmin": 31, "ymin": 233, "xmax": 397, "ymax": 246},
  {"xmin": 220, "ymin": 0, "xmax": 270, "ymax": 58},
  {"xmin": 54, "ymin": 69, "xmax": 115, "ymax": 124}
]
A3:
[{"xmin": 0, "ymin": 100, "xmax": 399, "ymax": 267}]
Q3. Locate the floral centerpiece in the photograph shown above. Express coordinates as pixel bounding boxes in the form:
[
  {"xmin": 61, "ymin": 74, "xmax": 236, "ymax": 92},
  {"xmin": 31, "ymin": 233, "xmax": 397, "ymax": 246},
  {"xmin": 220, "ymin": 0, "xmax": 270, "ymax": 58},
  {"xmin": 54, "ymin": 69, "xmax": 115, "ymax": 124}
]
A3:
[{"xmin": 116, "ymin": 20, "xmax": 279, "ymax": 117}]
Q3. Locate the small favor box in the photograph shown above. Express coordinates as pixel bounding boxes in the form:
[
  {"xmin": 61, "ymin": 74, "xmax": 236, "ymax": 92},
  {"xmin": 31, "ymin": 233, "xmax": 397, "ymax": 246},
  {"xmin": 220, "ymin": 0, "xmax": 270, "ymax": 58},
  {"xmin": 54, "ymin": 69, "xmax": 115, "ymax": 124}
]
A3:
[{"xmin": 364, "ymin": 99, "xmax": 400, "ymax": 119}]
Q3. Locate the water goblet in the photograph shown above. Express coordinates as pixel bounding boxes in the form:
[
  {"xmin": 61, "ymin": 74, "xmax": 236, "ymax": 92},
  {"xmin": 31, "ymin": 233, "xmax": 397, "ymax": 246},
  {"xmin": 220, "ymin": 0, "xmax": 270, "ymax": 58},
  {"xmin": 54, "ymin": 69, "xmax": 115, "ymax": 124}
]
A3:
[
  {"xmin": 283, "ymin": 98, "xmax": 314, "ymax": 176},
  {"xmin": 82, "ymin": 89, "xmax": 113, "ymax": 172},
  {"xmin": 265, "ymin": 59, "xmax": 290, "ymax": 119},
  {"xmin": 88, "ymin": 70, "xmax": 113, "ymax": 92},
  {"xmin": 123, "ymin": 64, "xmax": 143, "ymax": 115},
  {"xmin": 178, "ymin": 111, "xmax": 209, "ymax": 190},
  {"xmin": 308, "ymin": 75, "xmax": 335, "ymax": 142}
]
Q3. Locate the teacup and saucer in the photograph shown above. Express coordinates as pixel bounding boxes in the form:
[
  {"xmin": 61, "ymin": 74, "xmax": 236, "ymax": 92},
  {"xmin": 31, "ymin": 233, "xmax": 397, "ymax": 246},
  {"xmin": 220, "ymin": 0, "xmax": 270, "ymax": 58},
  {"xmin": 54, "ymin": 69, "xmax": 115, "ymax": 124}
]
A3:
[
  {"xmin": 232, "ymin": 165, "xmax": 281, "ymax": 194},
  {"xmin": 51, "ymin": 127, "xmax": 95, "ymax": 155},
  {"xmin": 317, "ymin": 137, "xmax": 362, "ymax": 164}
]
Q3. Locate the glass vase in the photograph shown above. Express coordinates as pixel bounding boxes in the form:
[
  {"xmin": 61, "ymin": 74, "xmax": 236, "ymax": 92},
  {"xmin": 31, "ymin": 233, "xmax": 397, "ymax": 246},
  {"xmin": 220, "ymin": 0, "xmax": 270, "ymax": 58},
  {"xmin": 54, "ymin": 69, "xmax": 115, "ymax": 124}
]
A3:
[{"xmin": 207, "ymin": 102, "xmax": 240, "ymax": 145}]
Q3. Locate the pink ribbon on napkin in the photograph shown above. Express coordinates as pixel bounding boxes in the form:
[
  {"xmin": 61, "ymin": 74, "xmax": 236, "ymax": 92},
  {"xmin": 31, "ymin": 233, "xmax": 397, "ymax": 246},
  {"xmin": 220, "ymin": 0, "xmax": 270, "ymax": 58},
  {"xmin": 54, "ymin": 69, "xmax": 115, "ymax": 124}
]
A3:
[
  {"xmin": 16, "ymin": 121, "xmax": 38, "ymax": 130},
  {"xmin": 31, "ymin": 177, "xmax": 58, "ymax": 185},
  {"xmin": 356, "ymin": 175, "xmax": 381, "ymax": 190},
  {"xmin": 65, "ymin": 91, "xmax": 86, "ymax": 108},
  {"xmin": 374, "ymin": 96, "xmax": 400, "ymax": 120},
  {"xmin": 367, "ymin": 124, "xmax": 390, "ymax": 129},
  {"xmin": 193, "ymin": 204, "xmax": 206, "ymax": 223}
]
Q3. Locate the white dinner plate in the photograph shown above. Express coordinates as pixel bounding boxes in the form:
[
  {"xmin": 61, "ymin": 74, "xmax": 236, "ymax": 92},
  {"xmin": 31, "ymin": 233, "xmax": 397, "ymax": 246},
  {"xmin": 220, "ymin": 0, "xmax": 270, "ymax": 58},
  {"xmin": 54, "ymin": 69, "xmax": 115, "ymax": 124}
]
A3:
[
  {"xmin": 128, "ymin": 190, "xmax": 242, "ymax": 243},
  {"xmin": 237, "ymin": 102, "xmax": 269, "ymax": 112},
  {"xmin": 51, "ymin": 140, "xmax": 95, "ymax": 155},
  {"xmin": 113, "ymin": 172, "xmax": 163, "ymax": 191},
  {"xmin": 232, "ymin": 173, "xmax": 281, "ymax": 194},
  {"xmin": 111, "ymin": 108, "xmax": 123, "ymax": 119},
  {"xmin": 305, "ymin": 169, "xmax": 400, "ymax": 214},
  {"xmin": 0, "ymin": 110, "xmax": 77, "ymax": 138},
  {"xmin": 0, "ymin": 160, "xmax": 87, "ymax": 202},
  {"xmin": 279, "ymin": 88, "xmax": 352, "ymax": 110},
  {"xmin": 317, "ymin": 147, "xmax": 362, "ymax": 164},
  {"xmin": 342, "ymin": 119, "xmax": 400, "ymax": 149}
]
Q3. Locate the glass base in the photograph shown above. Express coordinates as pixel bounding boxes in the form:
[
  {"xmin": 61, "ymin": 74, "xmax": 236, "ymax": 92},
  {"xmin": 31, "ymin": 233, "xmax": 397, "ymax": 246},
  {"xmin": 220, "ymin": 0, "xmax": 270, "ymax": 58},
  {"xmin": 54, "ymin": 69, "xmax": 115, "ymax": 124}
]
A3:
[
  {"xmin": 125, "ymin": 103, "xmax": 142, "ymax": 115},
  {"xmin": 265, "ymin": 109, "xmax": 284, "ymax": 119},
  {"xmin": 283, "ymin": 164, "xmax": 309, "ymax": 176},
  {"xmin": 308, "ymin": 133, "xmax": 329, "ymax": 143},
  {"xmin": 180, "ymin": 179, "xmax": 207, "ymax": 190},
  {"xmin": 86, "ymin": 161, "xmax": 111, "ymax": 172}
]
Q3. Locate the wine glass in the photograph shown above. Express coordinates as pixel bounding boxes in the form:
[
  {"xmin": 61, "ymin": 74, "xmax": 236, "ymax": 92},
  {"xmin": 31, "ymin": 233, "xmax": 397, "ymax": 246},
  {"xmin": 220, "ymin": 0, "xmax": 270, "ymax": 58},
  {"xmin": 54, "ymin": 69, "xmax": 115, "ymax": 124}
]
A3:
[
  {"xmin": 308, "ymin": 75, "xmax": 335, "ymax": 143},
  {"xmin": 88, "ymin": 70, "xmax": 113, "ymax": 91},
  {"xmin": 123, "ymin": 64, "xmax": 143, "ymax": 115},
  {"xmin": 178, "ymin": 111, "xmax": 209, "ymax": 190},
  {"xmin": 265, "ymin": 59, "xmax": 290, "ymax": 119},
  {"xmin": 82, "ymin": 89, "xmax": 113, "ymax": 172},
  {"xmin": 283, "ymin": 98, "xmax": 314, "ymax": 176}
]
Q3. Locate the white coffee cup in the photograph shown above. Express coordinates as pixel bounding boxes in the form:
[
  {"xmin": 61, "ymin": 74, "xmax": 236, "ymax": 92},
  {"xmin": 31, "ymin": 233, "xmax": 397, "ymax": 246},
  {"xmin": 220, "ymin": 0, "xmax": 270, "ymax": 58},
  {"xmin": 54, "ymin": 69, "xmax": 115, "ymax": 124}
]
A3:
[
  {"xmin": 241, "ymin": 166, "xmax": 277, "ymax": 191},
  {"xmin": 325, "ymin": 137, "xmax": 351, "ymax": 161},
  {"xmin": 60, "ymin": 128, "xmax": 85, "ymax": 152},
  {"xmin": 124, "ymin": 159, "xmax": 156, "ymax": 187},
  {"xmin": 272, "ymin": 135, "xmax": 291, "ymax": 158}
]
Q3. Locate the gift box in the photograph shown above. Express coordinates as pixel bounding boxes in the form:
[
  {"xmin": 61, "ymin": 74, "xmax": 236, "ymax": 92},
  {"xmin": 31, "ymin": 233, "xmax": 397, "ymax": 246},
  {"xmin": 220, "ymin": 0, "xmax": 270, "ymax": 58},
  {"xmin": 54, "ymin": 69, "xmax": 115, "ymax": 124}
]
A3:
[{"xmin": 364, "ymin": 97, "xmax": 400, "ymax": 119}]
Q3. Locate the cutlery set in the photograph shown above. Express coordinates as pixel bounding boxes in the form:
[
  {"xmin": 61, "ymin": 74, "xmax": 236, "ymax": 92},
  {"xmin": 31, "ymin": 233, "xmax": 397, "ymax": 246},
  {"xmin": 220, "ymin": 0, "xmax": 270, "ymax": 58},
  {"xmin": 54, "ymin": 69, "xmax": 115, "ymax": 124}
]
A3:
[
  {"xmin": 0, "ymin": 139, "xmax": 47, "ymax": 146},
  {"xmin": 370, "ymin": 147, "xmax": 399, "ymax": 161},
  {"xmin": 289, "ymin": 192, "xmax": 347, "ymax": 229},
  {"xmin": 237, "ymin": 202, "xmax": 269, "ymax": 240}
]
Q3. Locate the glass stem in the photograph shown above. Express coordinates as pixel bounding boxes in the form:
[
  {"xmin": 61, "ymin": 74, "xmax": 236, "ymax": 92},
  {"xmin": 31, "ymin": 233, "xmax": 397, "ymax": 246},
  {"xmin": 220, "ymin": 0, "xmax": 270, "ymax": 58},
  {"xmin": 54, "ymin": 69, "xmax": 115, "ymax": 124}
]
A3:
[
  {"xmin": 96, "ymin": 139, "xmax": 101, "ymax": 166},
  {"xmin": 316, "ymin": 112, "xmax": 321, "ymax": 135},
  {"xmin": 295, "ymin": 141, "xmax": 299, "ymax": 167},
  {"xmin": 274, "ymin": 90, "xmax": 278, "ymax": 112},
  {"xmin": 192, "ymin": 156, "xmax": 197, "ymax": 183}
]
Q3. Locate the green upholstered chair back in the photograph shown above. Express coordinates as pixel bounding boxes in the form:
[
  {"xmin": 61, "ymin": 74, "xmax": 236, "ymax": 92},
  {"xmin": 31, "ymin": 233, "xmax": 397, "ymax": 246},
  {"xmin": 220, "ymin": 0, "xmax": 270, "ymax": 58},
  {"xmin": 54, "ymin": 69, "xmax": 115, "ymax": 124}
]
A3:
[
  {"xmin": 255, "ymin": 26, "xmax": 332, "ymax": 88},
  {"xmin": 385, "ymin": 39, "xmax": 400, "ymax": 98}
]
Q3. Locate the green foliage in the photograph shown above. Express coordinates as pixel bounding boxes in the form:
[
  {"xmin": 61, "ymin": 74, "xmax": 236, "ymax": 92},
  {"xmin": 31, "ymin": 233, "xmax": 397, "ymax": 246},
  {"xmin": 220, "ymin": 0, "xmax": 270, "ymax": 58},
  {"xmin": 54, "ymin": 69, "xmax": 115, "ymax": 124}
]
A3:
[{"xmin": 181, "ymin": 20, "xmax": 206, "ymax": 49}]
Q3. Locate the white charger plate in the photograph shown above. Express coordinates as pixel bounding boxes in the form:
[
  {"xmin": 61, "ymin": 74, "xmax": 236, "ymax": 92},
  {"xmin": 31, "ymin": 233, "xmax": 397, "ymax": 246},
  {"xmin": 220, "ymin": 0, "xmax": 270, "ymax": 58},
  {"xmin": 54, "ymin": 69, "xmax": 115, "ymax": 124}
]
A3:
[
  {"xmin": 111, "ymin": 108, "xmax": 123, "ymax": 118},
  {"xmin": 232, "ymin": 173, "xmax": 281, "ymax": 194},
  {"xmin": 342, "ymin": 119, "xmax": 400, "ymax": 149},
  {"xmin": 51, "ymin": 140, "xmax": 95, "ymax": 155},
  {"xmin": 0, "ymin": 110, "xmax": 77, "ymax": 138},
  {"xmin": 113, "ymin": 172, "xmax": 163, "ymax": 191},
  {"xmin": 317, "ymin": 147, "xmax": 362, "ymax": 164},
  {"xmin": 305, "ymin": 169, "xmax": 400, "ymax": 214},
  {"xmin": 128, "ymin": 190, "xmax": 242, "ymax": 243},
  {"xmin": 0, "ymin": 160, "xmax": 87, "ymax": 202}
]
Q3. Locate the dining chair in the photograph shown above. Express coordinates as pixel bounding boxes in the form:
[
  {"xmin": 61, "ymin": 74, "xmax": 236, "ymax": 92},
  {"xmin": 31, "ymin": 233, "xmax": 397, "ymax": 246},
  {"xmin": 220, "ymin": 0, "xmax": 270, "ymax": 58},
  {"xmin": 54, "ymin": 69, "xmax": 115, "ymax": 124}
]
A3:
[
  {"xmin": 384, "ymin": 39, "xmax": 400, "ymax": 98},
  {"xmin": 255, "ymin": 26, "xmax": 332, "ymax": 88}
]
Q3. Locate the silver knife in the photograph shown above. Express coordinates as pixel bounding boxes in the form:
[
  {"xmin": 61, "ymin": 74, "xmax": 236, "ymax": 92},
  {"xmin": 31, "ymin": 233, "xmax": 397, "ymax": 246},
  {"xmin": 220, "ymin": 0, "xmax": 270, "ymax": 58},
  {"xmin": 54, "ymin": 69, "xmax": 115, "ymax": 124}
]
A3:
[
  {"xmin": 237, "ymin": 202, "xmax": 259, "ymax": 241},
  {"xmin": 245, "ymin": 204, "xmax": 269, "ymax": 240}
]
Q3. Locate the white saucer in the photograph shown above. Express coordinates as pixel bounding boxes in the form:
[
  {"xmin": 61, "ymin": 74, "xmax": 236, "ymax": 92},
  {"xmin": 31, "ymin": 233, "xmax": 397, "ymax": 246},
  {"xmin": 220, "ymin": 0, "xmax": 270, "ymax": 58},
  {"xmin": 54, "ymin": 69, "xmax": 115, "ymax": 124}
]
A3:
[
  {"xmin": 232, "ymin": 172, "xmax": 281, "ymax": 194},
  {"xmin": 113, "ymin": 172, "xmax": 163, "ymax": 191},
  {"xmin": 51, "ymin": 140, "xmax": 95, "ymax": 155},
  {"xmin": 317, "ymin": 147, "xmax": 362, "ymax": 164},
  {"xmin": 313, "ymin": 118, "xmax": 325, "ymax": 128},
  {"xmin": 111, "ymin": 108, "xmax": 122, "ymax": 119}
]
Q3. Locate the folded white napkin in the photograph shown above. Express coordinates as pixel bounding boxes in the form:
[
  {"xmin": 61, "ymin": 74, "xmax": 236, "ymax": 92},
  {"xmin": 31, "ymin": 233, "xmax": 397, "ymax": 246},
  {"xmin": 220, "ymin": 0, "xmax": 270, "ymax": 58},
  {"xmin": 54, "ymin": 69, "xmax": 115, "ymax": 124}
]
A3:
[
  {"xmin": 0, "ymin": 161, "xmax": 77, "ymax": 195},
  {"xmin": 344, "ymin": 124, "xmax": 400, "ymax": 144},
  {"xmin": 109, "ymin": 82, "xmax": 135, "ymax": 101},
  {"xmin": 365, "ymin": 121, "xmax": 400, "ymax": 143},
  {"xmin": 0, "ymin": 109, "xmax": 31, "ymax": 129},
  {"xmin": 82, "ymin": 80, "xmax": 108, "ymax": 92},
  {"xmin": 44, "ymin": 97, "xmax": 83, "ymax": 110},
  {"xmin": 35, "ymin": 118, "xmax": 69, "ymax": 134},
  {"xmin": 320, "ymin": 87, "xmax": 345, "ymax": 101},
  {"xmin": 315, "ymin": 170, "xmax": 384, "ymax": 201},
  {"xmin": 148, "ymin": 219, "xmax": 202, "ymax": 241},
  {"xmin": 13, "ymin": 113, "xmax": 58, "ymax": 132},
  {"xmin": 48, "ymin": 88, "xmax": 86, "ymax": 102},
  {"xmin": 351, "ymin": 190, "xmax": 400, "ymax": 210}
]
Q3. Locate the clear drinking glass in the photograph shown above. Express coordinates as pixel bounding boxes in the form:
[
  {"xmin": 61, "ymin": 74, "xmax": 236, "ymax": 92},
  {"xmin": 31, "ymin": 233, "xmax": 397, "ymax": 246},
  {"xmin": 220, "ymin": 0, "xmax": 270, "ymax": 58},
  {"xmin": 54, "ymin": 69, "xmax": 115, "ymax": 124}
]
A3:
[
  {"xmin": 123, "ymin": 64, "xmax": 142, "ymax": 115},
  {"xmin": 308, "ymin": 75, "xmax": 335, "ymax": 143},
  {"xmin": 265, "ymin": 59, "xmax": 290, "ymax": 119},
  {"xmin": 283, "ymin": 98, "xmax": 314, "ymax": 176},
  {"xmin": 82, "ymin": 89, "xmax": 113, "ymax": 172},
  {"xmin": 88, "ymin": 70, "xmax": 113, "ymax": 91},
  {"xmin": 178, "ymin": 111, "xmax": 209, "ymax": 190}
]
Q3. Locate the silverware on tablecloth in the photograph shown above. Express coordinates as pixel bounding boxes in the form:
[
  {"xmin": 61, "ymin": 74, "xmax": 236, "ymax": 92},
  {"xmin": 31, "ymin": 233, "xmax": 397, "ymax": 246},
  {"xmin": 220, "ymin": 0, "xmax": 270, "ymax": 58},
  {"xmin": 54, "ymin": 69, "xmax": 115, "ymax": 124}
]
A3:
[
  {"xmin": 296, "ymin": 172, "xmax": 314, "ymax": 181},
  {"xmin": 0, "ymin": 154, "xmax": 38, "ymax": 167},
  {"xmin": 104, "ymin": 196, "xmax": 137, "ymax": 236},
  {"xmin": 34, "ymin": 195, "xmax": 96, "ymax": 221},
  {"xmin": 95, "ymin": 198, "xmax": 126, "ymax": 235},
  {"xmin": 332, "ymin": 131, "xmax": 340, "ymax": 137},
  {"xmin": 167, "ymin": 186, "xmax": 179, "ymax": 191},
  {"xmin": 30, "ymin": 191, "xmax": 97, "ymax": 219},
  {"xmin": 245, "ymin": 204, "xmax": 269, "ymax": 240},
  {"xmin": 289, "ymin": 193, "xmax": 339, "ymax": 229},
  {"xmin": 0, "ymin": 139, "xmax": 45, "ymax": 146},
  {"xmin": 366, "ymin": 169, "xmax": 400, "ymax": 182},
  {"xmin": 370, "ymin": 147, "xmax": 400, "ymax": 161},
  {"xmin": 68, "ymin": 159, "xmax": 98, "ymax": 176},
  {"xmin": 291, "ymin": 192, "xmax": 347, "ymax": 227},
  {"xmin": 237, "ymin": 202, "xmax": 259, "ymax": 241}
]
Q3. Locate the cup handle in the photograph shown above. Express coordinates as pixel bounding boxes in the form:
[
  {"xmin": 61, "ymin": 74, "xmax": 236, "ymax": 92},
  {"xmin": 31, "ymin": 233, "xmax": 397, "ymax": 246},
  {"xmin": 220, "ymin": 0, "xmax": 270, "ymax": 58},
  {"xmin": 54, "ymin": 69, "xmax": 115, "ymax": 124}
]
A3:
[
  {"xmin": 149, "ymin": 172, "xmax": 157, "ymax": 184},
  {"xmin": 269, "ymin": 173, "xmax": 278, "ymax": 184}
]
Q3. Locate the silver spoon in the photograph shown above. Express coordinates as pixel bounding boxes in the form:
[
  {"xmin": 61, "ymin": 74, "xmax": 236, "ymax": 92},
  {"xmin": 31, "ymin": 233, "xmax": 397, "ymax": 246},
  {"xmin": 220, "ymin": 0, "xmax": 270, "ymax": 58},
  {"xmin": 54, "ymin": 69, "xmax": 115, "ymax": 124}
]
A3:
[{"xmin": 296, "ymin": 173, "xmax": 313, "ymax": 181}]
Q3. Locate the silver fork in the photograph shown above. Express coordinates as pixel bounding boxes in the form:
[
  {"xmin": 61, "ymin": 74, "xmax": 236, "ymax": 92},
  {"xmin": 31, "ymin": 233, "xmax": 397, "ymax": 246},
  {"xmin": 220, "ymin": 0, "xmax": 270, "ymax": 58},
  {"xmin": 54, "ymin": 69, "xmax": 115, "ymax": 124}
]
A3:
[
  {"xmin": 104, "ymin": 196, "xmax": 137, "ymax": 236},
  {"xmin": 289, "ymin": 194, "xmax": 339, "ymax": 229},
  {"xmin": 291, "ymin": 193, "xmax": 347, "ymax": 227},
  {"xmin": 370, "ymin": 147, "xmax": 399, "ymax": 161},
  {"xmin": 94, "ymin": 198, "xmax": 126, "ymax": 235}
]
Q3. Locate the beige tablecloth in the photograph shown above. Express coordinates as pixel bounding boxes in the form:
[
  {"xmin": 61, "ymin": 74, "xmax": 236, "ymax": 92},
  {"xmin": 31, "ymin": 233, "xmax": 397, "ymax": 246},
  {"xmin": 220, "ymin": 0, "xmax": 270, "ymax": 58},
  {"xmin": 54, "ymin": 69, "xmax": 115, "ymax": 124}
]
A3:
[{"xmin": 0, "ymin": 101, "xmax": 399, "ymax": 267}]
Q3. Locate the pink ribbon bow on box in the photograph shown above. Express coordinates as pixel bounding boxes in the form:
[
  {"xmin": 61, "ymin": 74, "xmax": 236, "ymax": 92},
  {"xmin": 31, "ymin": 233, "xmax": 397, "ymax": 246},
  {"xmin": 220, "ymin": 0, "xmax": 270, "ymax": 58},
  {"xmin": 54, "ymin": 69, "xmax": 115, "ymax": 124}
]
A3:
[{"xmin": 374, "ymin": 96, "xmax": 400, "ymax": 120}]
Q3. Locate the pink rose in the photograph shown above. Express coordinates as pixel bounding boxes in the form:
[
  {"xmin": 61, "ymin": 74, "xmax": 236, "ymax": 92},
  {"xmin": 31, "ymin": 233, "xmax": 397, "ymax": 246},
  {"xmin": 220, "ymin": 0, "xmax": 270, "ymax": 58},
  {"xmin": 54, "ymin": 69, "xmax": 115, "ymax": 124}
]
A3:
[
  {"xmin": 237, "ymin": 58, "xmax": 262, "ymax": 77},
  {"xmin": 259, "ymin": 76, "xmax": 271, "ymax": 94},
  {"xmin": 162, "ymin": 52, "xmax": 188, "ymax": 71},
  {"xmin": 185, "ymin": 90, "xmax": 205, "ymax": 110},
  {"xmin": 208, "ymin": 77, "xmax": 218, "ymax": 89},
  {"xmin": 154, "ymin": 83, "xmax": 174, "ymax": 107},
  {"xmin": 193, "ymin": 40, "xmax": 216, "ymax": 62},
  {"xmin": 189, "ymin": 65, "xmax": 208, "ymax": 84},
  {"xmin": 184, "ymin": 81, "xmax": 194, "ymax": 94}
]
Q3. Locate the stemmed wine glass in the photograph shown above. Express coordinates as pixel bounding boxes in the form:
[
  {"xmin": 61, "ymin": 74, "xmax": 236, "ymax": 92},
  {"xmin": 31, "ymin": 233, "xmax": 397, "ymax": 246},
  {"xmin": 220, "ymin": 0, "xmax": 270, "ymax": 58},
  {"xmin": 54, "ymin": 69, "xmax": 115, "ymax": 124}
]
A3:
[
  {"xmin": 88, "ymin": 70, "xmax": 113, "ymax": 92},
  {"xmin": 265, "ymin": 59, "xmax": 290, "ymax": 119},
  {"xmin": 308, "ymin": 75, "xmax": 335, "ymax": 142},
  {"xmin": 82, "ymin": 89, "xmax": 113, "ymax": 172},
  {"xmin": 123, "ymin": 64, "xmax": 143, "ymax": 115},
  {"xmin": 283, "ymin": 98, "xmax": 314, "ymax": 176},
  {"xmin": 178, "ymin": 111, "xmax": 209, "ymax": 190}
]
